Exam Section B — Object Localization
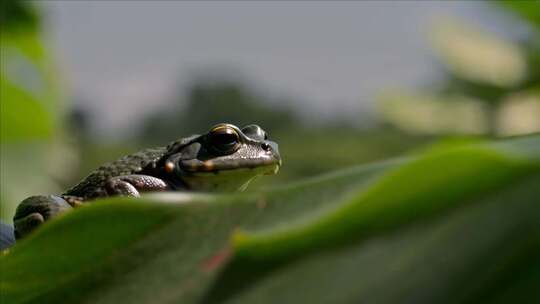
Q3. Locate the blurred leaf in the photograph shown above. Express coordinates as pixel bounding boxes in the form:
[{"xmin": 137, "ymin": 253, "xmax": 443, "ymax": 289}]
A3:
[
  {"xmin": 1, "ymin": 136, "xmax": 539, "ymax": 304},
  {"xmin": 0, "ymin": 79, "xmax": 53, "ymax": 141},
  {"xmin": 431, "ymin": 19, "xmax": 526, "ymax": 88},
  {"xmin": 0, "ymin": 7, "xmax": 67, "ymax": 222},
  {"xmin": 497, "ymin": 1, "xmax": 540, "ymax": 30},
  {"xmin": 377, "ymin": 91, "xmax": 488, "ymax": 135},
  {"xmin": 497, "ymin": 92, "xmax": 540, "ymax": 135},
  {"xmin": 0, "ymin": 0, "xmax": 38, "ymax": 32},
  {"xmin": 0, "ymin": 31, "xmax": 57, "ymax": 142}
]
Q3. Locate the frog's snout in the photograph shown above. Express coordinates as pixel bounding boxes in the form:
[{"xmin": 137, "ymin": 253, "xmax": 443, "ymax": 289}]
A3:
[{"xmin": 263, "ymin": 141, "xmax": 281, "ymax": 175}]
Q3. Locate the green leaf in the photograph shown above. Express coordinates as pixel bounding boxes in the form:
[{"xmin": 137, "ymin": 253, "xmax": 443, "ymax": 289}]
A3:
[
  {"xmin": 0, "ymin": 0, "xmax": 39, "ymax": 32},
  {"xmin": 0, "ymin": 30, "xmax": 61, "ymax": 143},
  {"xmin": 497, "ymin": 1, "xmax": 540, "ymax": 30},
  {"xmin": 232, "ymin": 143, "xmax": 536, "ymax": 261},
  {"xmin": 0, "ymin": 79, "xmax": 54, "ymax": 141},
  {"xmin": 1, "ymin": 136, "xmax": 539, "ymax": 304},
  {"xmin": 0, "ymin": 12, "xmax": 68, "ymax": 222}
]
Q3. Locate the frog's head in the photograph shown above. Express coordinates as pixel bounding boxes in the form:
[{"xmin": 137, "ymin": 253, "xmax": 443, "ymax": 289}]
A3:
[{"xmin": 164, "ymin": 123, "xmax": 281, "ymax": 192}]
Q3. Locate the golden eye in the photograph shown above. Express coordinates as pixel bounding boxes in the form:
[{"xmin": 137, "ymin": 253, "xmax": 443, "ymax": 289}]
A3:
[{"xmin": 209, "ymin": 126, "xmax": 240, "ymax": 154}]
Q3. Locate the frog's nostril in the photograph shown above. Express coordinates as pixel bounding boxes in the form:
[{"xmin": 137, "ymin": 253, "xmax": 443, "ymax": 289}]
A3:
[{"xmin": 261, "ymin": 143, "xmax": 271, "ymax": 151}]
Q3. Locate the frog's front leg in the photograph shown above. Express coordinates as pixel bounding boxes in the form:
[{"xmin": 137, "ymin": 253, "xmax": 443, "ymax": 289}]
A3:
[
  {"xmin": 13, "ymin": 195, "xmax": 79, "ymax": 239},
  {"xmin": 105, "ymin": 174, "xmax": 169, "ymax": 197}
]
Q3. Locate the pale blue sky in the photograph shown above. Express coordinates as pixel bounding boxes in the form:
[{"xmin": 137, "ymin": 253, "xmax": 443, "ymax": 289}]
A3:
[{"xmin": 39, "ymin": 1, "xmax": 527, "ymax": 136}]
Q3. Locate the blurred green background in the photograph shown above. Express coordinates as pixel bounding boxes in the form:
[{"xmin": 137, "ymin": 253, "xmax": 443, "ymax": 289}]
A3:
[{"xmin": 1, "ymin": 0, "xmax": 539, "ymax": 223}]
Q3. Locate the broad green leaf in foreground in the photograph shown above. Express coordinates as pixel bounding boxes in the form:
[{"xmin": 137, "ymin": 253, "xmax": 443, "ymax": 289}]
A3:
[{"xmin": 1, "ymin": 136, "xmax": 539, "ymax": 304}]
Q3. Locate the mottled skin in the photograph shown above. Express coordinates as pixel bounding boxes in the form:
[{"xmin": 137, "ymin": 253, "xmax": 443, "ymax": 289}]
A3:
[{"xmin": 13, "ymin": 123, "xmax": 281, "ymax": 239}]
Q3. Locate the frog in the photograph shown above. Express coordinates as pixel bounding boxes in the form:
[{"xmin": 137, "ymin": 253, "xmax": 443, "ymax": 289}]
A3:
[{"xmin": 13, "ymin": 123, "xmax": 281, "ymax": 239}]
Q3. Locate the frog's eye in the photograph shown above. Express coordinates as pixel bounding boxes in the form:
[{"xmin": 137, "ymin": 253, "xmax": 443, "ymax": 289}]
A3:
[
  {"xmin": 209, "ymin": 126, "xmax": 241, "ymax": 154},
  {"xmin": 242, "ymin": 124, "xmax": 267, "ymax": 141}
]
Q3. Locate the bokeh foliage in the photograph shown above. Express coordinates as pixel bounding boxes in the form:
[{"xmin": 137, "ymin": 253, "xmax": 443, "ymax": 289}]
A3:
[
  {"xmin": 378, "ymin": 1, "xmax": 540, "ymax": 136},
  {"xmin": 1, "ymin": 0, "xmax": 57, "ymax": 142},
  {"xmin": 0, "ymin": 0, "xmax": 38, "ymax": 33},
  {"xmin": 499, "ymin": 0, "xmax": 540, "ymax": 29},
  {"xmin": 0, "ymin": 0, "xmax": 69, "ymax": 221}
]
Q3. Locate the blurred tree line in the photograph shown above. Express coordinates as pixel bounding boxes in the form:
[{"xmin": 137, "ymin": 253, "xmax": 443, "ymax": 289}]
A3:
[{"xmin": 139, "ymin": 81, "xmax": 299, "ymax": 144}]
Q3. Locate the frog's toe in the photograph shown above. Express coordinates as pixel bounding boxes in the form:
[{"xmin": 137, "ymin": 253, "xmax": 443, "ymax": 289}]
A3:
[{"xmin": 13, "ymin": 195, "xmax": 72, "ymax": 239}]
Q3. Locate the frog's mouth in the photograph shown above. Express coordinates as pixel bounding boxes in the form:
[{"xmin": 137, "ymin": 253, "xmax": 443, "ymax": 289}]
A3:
[
  {"xmin": 179, "ymin": 157, "xmax": 281, "ymax": 176},
  {"xmin": 178, "ymin": 156, "xmax": 280, "ymax": 192}
]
